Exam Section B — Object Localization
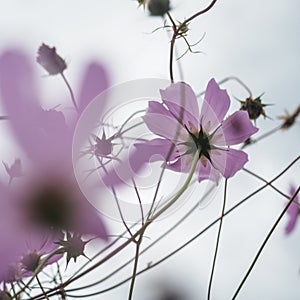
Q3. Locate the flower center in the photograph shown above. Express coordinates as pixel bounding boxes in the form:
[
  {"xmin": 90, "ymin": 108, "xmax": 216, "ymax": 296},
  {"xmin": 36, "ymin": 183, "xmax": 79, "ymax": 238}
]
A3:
[
  {"xmin": 26, "ymin": 184, "xmax": 75, "ymax": 232},
  {"xmin": 181, "ymin": 125, "xmax": 213, "ymax": 163}
]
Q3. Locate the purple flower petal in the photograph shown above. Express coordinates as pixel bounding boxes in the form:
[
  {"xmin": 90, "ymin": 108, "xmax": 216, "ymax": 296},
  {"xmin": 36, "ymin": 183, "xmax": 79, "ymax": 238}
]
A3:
[
  {"xmin": 103, "ymin": 138, "xmax": 176, "ymax": 187},
  {"xmin": 143, "ymin": 102, "xmax": 186, "ymax": 141},
  {"xmin": 211, "ymin": 148, "xmax": 248, "ymax": 178},
  {"xmin": 0, "ymin": 50, "xmax": 41, "ymax": 157},
  {"xmin": 197, "ymin": 160, "xmax": 221, "ymax": 183},
  {"xmin": 285, "ymin": 203, "xmax": 299, "ymax": 234},
  {"xmin": 200, "ymin": 78, "xmax": 230, "ymax": 131},
  {"xmin": 285, "ymin": 185, "xmax": 300, "ymax": 235},
  {"xmin": 221, "ymin": 111, "xmax": 258, "ymax": 145},
  {"xmin": 78, "ymin": 62, "xmax": 109, "ymax": 114},
  {"xmin": 160, "ymin": 82, "xmax": 199, "ymax": 127}
]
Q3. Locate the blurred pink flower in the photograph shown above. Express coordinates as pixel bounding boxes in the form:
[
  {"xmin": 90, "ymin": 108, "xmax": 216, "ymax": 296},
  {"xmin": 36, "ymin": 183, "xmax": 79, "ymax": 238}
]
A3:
[
  {"xmin": 285, "ymin": 185, "xmax": 300, "ymax": 235},
  {"xmin": 140, "ymin": 79, "xmax": 258, "ymax": 183},
  {"xmin": 20, "ymin": 230, "xmax": 64, "ymax": 277},
  {"xmin": 0, "ymin": 184, "xmax": 63, "ymax": 282},
  {"xmin": 0, "ymin": 49, "xmax": 109, "ymax": 238}
]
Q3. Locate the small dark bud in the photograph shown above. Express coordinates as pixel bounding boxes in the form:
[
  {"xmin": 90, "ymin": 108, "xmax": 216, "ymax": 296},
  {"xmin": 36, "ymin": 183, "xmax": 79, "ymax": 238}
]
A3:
[
  {"xmin": 37, "ymin": 43, "xmax": 67, "ymax": 75},
  {"xmin": 147, "ymin": 0, "xmax": 170, "ymax": 16},
  {"xmin": 240, "ymin": 95, "xmax": 269, "ymax": 121},
  {"xmin": 95, "ymin": 132, "xmax": 113, "ymax": 156},
  {"xmin": 56, "ymin": 233, "xmax": 88, "ymax": 266}
]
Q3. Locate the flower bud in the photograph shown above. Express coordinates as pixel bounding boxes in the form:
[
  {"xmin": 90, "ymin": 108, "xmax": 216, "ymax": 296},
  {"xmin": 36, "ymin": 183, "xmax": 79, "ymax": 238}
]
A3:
[
  {"xmin": 240, "ymin": 96, "xmax": 268, "ymax": 121},
  {"xmin": 36, "ymin": 43, "xmax": 67, "ymax": 75},
  {"xmin": 147, "ymin": 0, "xmax": 170, "ymax": 16}
]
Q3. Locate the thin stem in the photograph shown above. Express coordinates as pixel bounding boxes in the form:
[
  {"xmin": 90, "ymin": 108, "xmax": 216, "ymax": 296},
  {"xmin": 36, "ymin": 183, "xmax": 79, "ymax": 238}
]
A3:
[
  {"xmin": 128, "ymin": 230, "xmax": 145, "ymax": 300},
  {"xmin": 197, "ymin": 76, "xmax": 253, "ymax": 98},
  {"xmin": 66, "ymin": 186, "xmax": 216, "ymax": 294},
  {"xmin": 29, "ymin": 156, "xmax": 300, "ymax": 300},
  {"xmin": 242, "ymin": 167, "xmax": 298, "ymax": 205},
  {"xmin": 169, "ymin": 0, "xmax": 218, "ymax": 82},
  {"xmin": 13, "ymin": 249, "xmax": 63, "ymax": 299},
  {"xmin": 0, "ymin": 116, "xmax": 9, "ymax": 120},
  {"xmin": 97, "ymin": 156, "xmax": 133, "ymax": 237},
  {"xmin": 36, "ymin": 274, "xmax": 50, "ymax": 300},
  {"xmin": 207, "ymin": 179, "xmax": 228, "ymax": 299},
  {"xmin": 61, "ymin": 72, "xmax": 79, "ymax": 113},
  {"xmin": 242, "ymin": 125, "xmax": 282, "ymax": 149},
  {"xmin": 132, "ymin": 178, "xmax": 145, "ymax": 225},
  {"xmin": 149, "ymin": 150, "xmax": 199, "ymax": 222},
  {"xmin": 232, "ymin": 186, "xmax": 300, "ymax": 299}
]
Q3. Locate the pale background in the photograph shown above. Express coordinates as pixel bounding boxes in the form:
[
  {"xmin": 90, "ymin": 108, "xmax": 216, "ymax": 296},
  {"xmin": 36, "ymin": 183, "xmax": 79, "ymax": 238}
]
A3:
[{"xmin": 0, "ymin": 0, "xmax": 299, "ymax": 299}]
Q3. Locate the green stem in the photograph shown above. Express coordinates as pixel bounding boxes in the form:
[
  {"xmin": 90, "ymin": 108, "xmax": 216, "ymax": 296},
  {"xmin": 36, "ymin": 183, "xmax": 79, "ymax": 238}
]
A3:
[
  {"xmin": 128, "ymin": 229, "xmax": 145, "ymax": 300},
  {"xmin": 13, "ymin": 249, "xmax": 63, "ymax": 299},
  {"xmin": 232, "ymin": 185, "xmax": 300, "ymax": 299},
  {"xmin": 61, "ymin": 72, "xmax": 79, "ymax": 113},
  {"xmin": 207, "ymin": 178, "xmax": 228, "ymax": 299},
  {"xmin": 36, "ymin": 274, "xmax": 50, "ymax": 300}
]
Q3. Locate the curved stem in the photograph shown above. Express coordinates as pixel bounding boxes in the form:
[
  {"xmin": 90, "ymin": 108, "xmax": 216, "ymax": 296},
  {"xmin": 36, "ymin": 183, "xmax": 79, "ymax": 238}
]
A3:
[
  {"xmin": 128, "ymin": 229, "xmax": 145, "ymax": 300},
  {"xmin": 61, "ymin": 72, "xmax": 79, "ymax": 113},
  {"xmin": 26, "ymin": 155, "xmax": 300, "ymax": 300},
  {"xmin": 169, "ymin": 0, "xmax": 218, "ymax": 82},
  {"xmin": 207, "ymin": 178, "xmax": 228, "ymax": 299},
  {"xmin": 13, "ymin": 249, "xmax": 63, "ymax": 299},
  {"xmin": 36, "ymin": 274, "xmax": 50, "ymax": 300},
  {"xmin": 232, "ymin": 185, "xmax": 300, "ymax": 299}
]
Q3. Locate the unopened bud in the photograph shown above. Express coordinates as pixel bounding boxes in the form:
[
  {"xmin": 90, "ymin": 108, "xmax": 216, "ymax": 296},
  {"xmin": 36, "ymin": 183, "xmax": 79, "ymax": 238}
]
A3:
[
  {"xmin": 37, "ymin": 43, "xmax": 67, "ymax": 75},
  {"xmin": 240, "ymin": 96, "xmax": 269, "ymax": 121}
]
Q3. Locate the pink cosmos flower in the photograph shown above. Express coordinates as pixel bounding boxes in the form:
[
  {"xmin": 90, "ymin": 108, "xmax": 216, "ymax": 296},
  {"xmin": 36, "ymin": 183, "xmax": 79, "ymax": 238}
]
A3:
[
  {"xmin": 138, "ymin": 79, "xmax": 258, "ymax": 183},
  {"xmin": 285, "ymin": 185, "xmax": 300, "ymax": 235},
  {"xmin": 0, "ymin": 49, "xmax": 109, "ymax": 238},
  {"xmin": 20, "ymin": 230, "xmax": 64, "ymax": 277}
]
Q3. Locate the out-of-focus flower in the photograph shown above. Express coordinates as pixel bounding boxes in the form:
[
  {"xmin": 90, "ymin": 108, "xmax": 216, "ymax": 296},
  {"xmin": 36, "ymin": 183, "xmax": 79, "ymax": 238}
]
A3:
[
  {"xmin": 285, "ymin": 185, "xmax": 300, "ymax": 235},
  {"xmin": 0, "ymin": 49, "xmax": 109, "ymax": 239},
  {"xmin": 278, "ymin": 105, "xmax": 300, "ymax": 130},
  {"xmin": 0, "ymin": 182, "xmax": 23, "ymax": 283},
  {"xmin": 139, "ymin": 79, "xmax": 258, "ymax": 183},
  {"xmin": 0, "ymin": 290, "xmax": 12, "ymax": 300},
  {"xmin": 36, "ymin": 43, "xmax": 67, "ymax": 75},
  {"xmin": 0, "ymin": 180, "xmax": 63, "ymax": 282},
  {"xmin": 20, "ymin": 230, "xmax": 63, "ymax": 277},
  {"xmin": 2, "ymin": 158, "xmax": 23, "ymax": 183}
]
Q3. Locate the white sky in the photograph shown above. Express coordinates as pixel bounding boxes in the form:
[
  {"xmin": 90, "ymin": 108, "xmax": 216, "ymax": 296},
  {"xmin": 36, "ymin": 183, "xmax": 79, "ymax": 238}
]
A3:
[{"xmin": 0, "ymin": 0, "xmax": 300, "ymax": 299}]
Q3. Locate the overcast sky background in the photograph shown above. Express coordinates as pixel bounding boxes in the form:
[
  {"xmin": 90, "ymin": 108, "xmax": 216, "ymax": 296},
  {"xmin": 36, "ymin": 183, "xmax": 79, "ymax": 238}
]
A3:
[{"xmin": 0, "ymin": 1, "xmax": 300, "ymax": 299}]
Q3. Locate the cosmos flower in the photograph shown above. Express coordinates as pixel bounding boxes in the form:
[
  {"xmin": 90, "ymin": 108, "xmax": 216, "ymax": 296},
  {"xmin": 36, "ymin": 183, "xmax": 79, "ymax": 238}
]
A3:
[
  {"xmin": 0, "ymin": 182, "xmax": 63, "ymax": 282},
  {"xmin": 139, "ymin": 79, "xmax": 258, "ymax": 183},
  {"xmin": 0, "ymin": 182, "xmax": 22, "ymax": 283},
  {"xmin": 102, "ymin": 79, "xmax": 258, "ymax": 188},
  {"xmin": 285, "ymin": 185, "xmax": 300, "ymax": 235},
  {"xmin": 0, "ymin": 49, "xmax": 109, "ymax": 238},
  {"xmin": 20, "ymin": 229, "xmax": 64, "ymax": 277}
]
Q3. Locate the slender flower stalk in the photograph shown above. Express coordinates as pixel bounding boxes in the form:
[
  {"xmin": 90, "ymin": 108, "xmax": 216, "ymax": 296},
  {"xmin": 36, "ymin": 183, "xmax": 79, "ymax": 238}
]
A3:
[{"xmin": 232, "ymin": 186, "xmax": 300, "ymax": 299}]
